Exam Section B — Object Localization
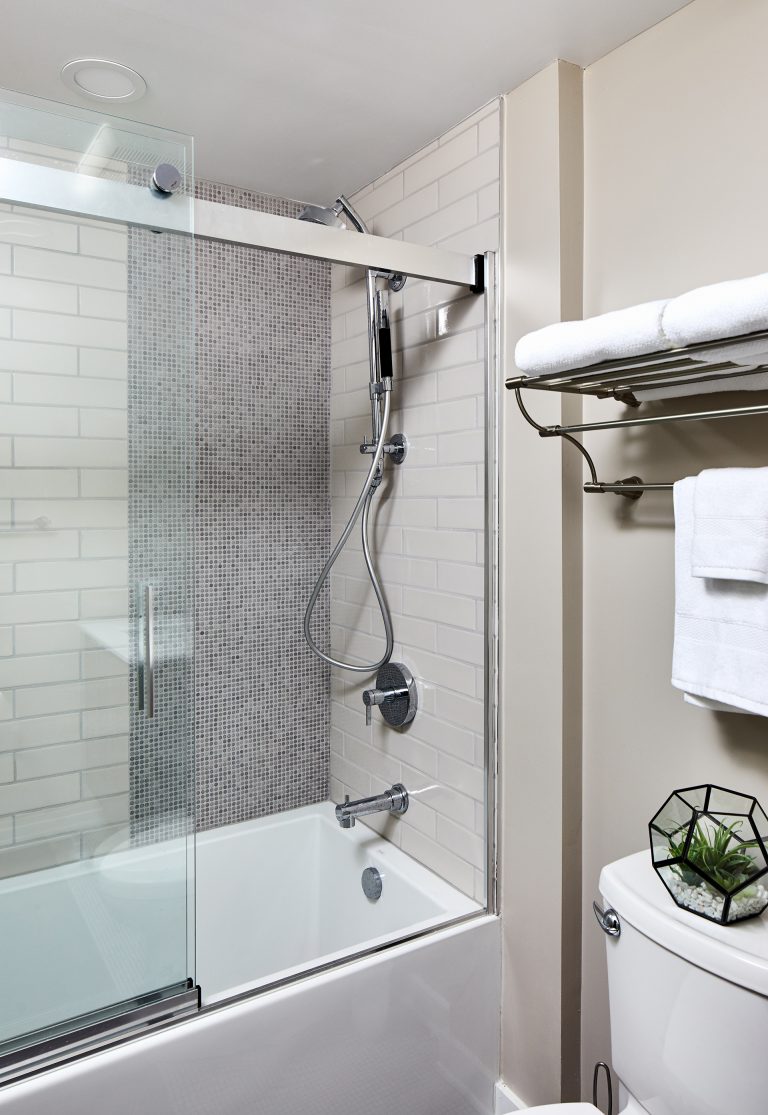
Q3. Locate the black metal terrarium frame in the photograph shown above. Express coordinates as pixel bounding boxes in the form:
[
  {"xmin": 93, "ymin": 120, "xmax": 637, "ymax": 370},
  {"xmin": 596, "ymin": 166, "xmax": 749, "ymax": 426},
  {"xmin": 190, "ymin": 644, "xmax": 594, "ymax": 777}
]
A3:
[{"xmin": 649, "ymin": 783, "xmax": 768, "ymax": 925}]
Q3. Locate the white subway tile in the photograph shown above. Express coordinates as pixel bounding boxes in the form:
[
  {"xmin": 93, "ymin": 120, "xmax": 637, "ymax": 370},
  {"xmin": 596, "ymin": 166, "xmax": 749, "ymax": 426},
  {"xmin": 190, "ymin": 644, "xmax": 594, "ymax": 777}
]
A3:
[
  {"xmin": 437, "ymin": 814, "xmax": 484, "ymax": 868},
  {"xmin": 400, "ymin": 825, "xmax": 475, "ymax": 894},
  {"xmin": 0, "ymin": 467, "xmax": 78, "ymax": 497},
  {"xmin": 13, "ymin": 499, "xmax": 126, "ymax": 530},
  {"xmin": 478, "ymin": 180, "xmax": 500, "ymax": 221},
  {"xmin": 402, "ymin": 587, "xmax": 475, "ymax": 628},
  {"xmin": 0, "ymin": 592, "xmax": 78, "ymax": 625},
  {"xmin": 403, "ymin": 528, "xmax": 476, "ymax": 563},
  {"xmin": 436, "ymin": 624, "xmax": 485, "ymax": 666},
  {"xmin": 438, "ymin": 498, "xmax": 484, "ymax": 530},
  {"xmin": 0, "ymin": 626, "xmax": 11, "ymax": 655},
  {"xmin": 15, "ymin": 677, "xmax": 126, "ymax": 718},
  {"xmin": 0, "ymin": 215, "xmax": 77, "ymax": 253},
  {"xmin": 0, "ymin": 374, "xmax": 8, "ymax": 401},
  {"xmin": 78, "ymin": 287, "xmax": 127, "ymax": 320},
  {"xmin": 438, "ymin": 561, "xmax": 484, "ymax": 598},
  {"xmin": 0, "ymin": 835, "xmax": 80, "ymax": 878},
  {"xmin": 14, "ymin": 794, "xmax": 128, "ymax": 842},
  {"xmin": 81, "ymin": 704, "xmax": 128, "ymax": 738},
  {"xmin": 478, "ymin": 110, "xmax": 501, "ymax": 152},
  {"xmin": 0, "ymin": 564, "xmax": 11, "ymax": 593},
  {"xmin": 404, "ymin": 129, "xmax": 478, "ymax": 195},
  {"xmin": 0, "ymin": 245, "xmax": 9, "ymax": 274},
  {"xmin": 373, "ymin": 184, "xmax": 439, "ymax": 239},
  {"xmin": 413, "ymin": 648, "xmax": 476, "ymax": 696},
  {"xmin": 438, "ymin": 216, "xmax": 499, "ymax": 255},
  {"xmin": 13, "ymin": 373, "xmax": 126, "ymax": 409},
  {"xmin": 0, "ymin": 816, "xmax": 11, "ymax": 845},
  {"xmin": 14, "ymin": 437, "xmax": 126, "ymax": 469},
  {"xmin": 390, "ymin": 614, "xmax": 436, "ymax": 652},
  {"xmin": 0, "ymin": 651, "xmax": 79, "ymax": 688},
  {"xmin": 15, "ymin": 735, "xmax": 126, "ymax": 780},
  {"xmin": 81, "ymin": 648, "xmax": 128, "ymax": 679},
  {"xmin": 354, "ymin": 174, "xmax": 404, "ymax": 220},
  {"xmin": 402, "ymin": 465, "xmax": 477, "ymax": 498},
  {"xmin": 439, "ymin": 148, "xmax": 500, "ymax": 208},
  {"xmin": 79, "ymin": 588, "xmax": 128, "ymax": 619},
  {"xmin": 0, "ymin": 439, "xmax": 9, "ymax": 466},
  {"xmin": 80, "ymin": 410, "xmax": 126, "ymax": 439},
  {"xmin": 0, "ymin": 754, "xmax": 12, "ymax": 782},
  {"xmin": 0, "ymin": 712, "xmax": 79, "ymax": 751},
  {"xmin": 0, "ymin": 274, "xmax": 77, "ymax": 313},
  {"xmin": 79, "ymin": 348, "xmax": 127, "ymax": 378},
  {"xmin": 437, "ymin": 361, "xmax": 484, "ymax": 401},
  {"xmin": 0, "ymin": 338, "xmax": 77, "ymax": 375},
  {"xmin": 79, "ymin": 530, "xmax": 127, "ymax": 558},
  {"xmin": 436, "ymin": 688, "xmax": 485, "ymax": 733},
  {"xmin": 405, "ymin": 195, "xmax": 478, "ymax": 247},
  {"xmin": 438, "ymin": 752, "xmax": 485, "ymax": 801},
  {"xmin": 79, "ymin": 226, "xmax": 127, "ymax": 262},
  {"xmin": 0, "ymin": 309, "xmax": 9, "ymax": 339},
  {"xmin": 80, "ymin": 470, "xmax": 128, "ymax": 498},
  {"xmin": 82, "ymin": 763, "xmax": 128, "ymax": 798},
  {"xmin": 13, "ymin": 310, "xmax": 127, "ymax": 351},
  {"xmin": 14, "ymin": 621, "xmax": 87, "ymax": 655},
  {"xmin": 0, "ymin": 403, "xmax": 78, "ymax": 436},
  {"xmin": 15, "ymin": 558, "xmax": 126, "ymax": 593},
  {"xmin": 408, "ymin": 711, "xmax": 476, "ymax": 763},
  {"xmin": 0, "ymin": 772, "xmax": 80, "ymax": 815}
]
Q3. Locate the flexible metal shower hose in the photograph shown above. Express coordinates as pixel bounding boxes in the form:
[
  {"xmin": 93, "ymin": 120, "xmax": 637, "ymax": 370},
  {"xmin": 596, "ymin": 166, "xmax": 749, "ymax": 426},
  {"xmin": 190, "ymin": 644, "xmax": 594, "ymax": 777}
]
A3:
[{"xmin": 303, "ymin": 388, "xmax": 394, "ymax": 673}]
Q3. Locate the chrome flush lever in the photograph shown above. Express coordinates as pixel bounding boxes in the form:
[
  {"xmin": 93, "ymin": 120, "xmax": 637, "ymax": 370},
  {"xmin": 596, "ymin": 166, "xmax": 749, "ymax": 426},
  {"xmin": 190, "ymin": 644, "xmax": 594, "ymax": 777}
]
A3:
[{"xmin": 593, "ymin": 900, "xmax": 621, "ymax": 937}]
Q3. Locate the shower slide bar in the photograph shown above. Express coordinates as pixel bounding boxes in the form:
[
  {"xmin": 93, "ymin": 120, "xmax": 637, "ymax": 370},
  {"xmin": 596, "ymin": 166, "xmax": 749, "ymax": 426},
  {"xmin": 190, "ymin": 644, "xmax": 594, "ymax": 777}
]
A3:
[{"xmin": 0, "ymin": 156, "xmax": 480, "ymax": 289}]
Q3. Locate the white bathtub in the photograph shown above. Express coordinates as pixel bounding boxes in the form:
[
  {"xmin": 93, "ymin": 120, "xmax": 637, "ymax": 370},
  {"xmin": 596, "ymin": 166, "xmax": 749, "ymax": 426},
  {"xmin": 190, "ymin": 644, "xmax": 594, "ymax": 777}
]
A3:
[
  {"xmin": 197, "ymin": 802, "xmax": 480, "ymax": 1002},
  {"xmin": 0, "ymin": 803, "xmax": 500, "ymax": 1115}
]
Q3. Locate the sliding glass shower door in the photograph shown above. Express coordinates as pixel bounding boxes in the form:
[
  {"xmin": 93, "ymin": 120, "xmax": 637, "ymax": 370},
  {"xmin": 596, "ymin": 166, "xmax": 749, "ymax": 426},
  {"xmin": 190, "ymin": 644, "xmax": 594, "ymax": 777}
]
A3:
[{"xmin": 0, "ymin": 90, "xmax": 196, "ymax": 1072}]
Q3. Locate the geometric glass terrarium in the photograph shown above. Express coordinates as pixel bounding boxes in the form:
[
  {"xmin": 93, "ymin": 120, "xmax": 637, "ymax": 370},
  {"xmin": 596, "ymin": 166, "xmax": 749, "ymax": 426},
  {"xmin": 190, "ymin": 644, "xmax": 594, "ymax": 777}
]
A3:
[{"xmin": 649, "ymin": 784, "xmax": 768, "ymax": 925}]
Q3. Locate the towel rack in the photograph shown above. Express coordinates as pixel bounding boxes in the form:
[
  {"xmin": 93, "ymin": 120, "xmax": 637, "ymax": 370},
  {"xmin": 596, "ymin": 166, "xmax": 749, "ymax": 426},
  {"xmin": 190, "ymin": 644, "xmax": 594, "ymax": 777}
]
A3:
[{"xmin": 506, "ymin": 329, "xmax": 768, "ymax": 499}]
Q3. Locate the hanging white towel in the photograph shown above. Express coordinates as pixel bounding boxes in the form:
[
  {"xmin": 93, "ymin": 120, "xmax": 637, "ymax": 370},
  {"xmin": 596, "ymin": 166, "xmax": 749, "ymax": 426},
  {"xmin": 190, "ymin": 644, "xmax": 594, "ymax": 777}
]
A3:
[
  {"xmin": 672, "ymin": 476, "xmax": 768, "ymax": 718},
  {"xmin": 514, "ymin": 300, "xmax": 670, "ymax": 378},
  {"xmin": 692, "ymin": 467, "xmax": 768, "ymax": 585},
  {"xmin": 662, "ymin": 271, "xmax": 768, "ymax": 349}
]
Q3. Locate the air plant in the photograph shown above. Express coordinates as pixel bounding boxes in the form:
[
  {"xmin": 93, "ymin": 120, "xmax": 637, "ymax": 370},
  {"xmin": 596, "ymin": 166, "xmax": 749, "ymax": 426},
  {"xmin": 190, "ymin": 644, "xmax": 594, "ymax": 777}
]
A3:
[{"xmin": 668, "ymin": 818, "xmax": 760, "ymax": 893}]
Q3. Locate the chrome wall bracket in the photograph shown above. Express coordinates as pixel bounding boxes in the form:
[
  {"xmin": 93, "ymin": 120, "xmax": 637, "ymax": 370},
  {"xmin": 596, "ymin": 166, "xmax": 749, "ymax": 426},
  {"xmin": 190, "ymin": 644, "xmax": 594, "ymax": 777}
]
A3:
[{"xmin": 360, "ymin": 432, "xmax": 407, "ymax": 464}]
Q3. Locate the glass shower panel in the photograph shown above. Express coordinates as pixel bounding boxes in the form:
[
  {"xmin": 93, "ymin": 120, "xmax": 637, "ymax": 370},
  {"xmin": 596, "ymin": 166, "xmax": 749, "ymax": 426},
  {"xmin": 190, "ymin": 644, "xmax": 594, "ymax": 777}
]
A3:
[{"xmin": 0, "ymin": 90, "xmax": 195, "ymax": 1060}]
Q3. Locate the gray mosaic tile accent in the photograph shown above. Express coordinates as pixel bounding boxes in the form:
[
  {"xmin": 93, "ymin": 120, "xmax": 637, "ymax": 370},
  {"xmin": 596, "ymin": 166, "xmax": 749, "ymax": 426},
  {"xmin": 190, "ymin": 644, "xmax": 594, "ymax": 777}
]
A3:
[
  {"xmin": 128, "ymin": 223, "xmax": 196, "ymax": 844},
  {"xmin": 193, "ymin": 182, "xmax": 330, "ymax": 830},
  {"xmin": 129, "ymin": 178, "xmax": 331, "ymax": 837}
]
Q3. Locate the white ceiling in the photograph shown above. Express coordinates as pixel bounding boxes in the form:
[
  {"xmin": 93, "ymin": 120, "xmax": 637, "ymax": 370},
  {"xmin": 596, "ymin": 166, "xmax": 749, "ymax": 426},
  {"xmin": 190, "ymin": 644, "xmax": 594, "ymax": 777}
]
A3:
[{"xmin": 2, "ymin": 0, "xmax": 691, "ymax": 203}]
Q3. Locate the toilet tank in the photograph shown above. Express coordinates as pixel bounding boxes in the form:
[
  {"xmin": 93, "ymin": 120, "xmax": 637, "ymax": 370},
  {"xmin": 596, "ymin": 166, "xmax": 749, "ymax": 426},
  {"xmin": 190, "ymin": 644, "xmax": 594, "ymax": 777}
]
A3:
[{"xmin": 599, "ymin": 851, "xmax": 768, "ymax": 1115}]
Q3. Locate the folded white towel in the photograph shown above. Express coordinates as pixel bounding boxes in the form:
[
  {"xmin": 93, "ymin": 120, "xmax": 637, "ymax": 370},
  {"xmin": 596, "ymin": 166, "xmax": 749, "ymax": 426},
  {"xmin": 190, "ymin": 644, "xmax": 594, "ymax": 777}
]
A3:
[
  {"xmin": 692, "ymin": 468, "xmax": 768, "ymax": 585},
  {"xmin": 634, "ymin": 336, "xmax": 768, "ymax": 401},
  {"xmin": 662, "ymin": 272, "xmax": 768, "ymax": 349},
  {"xmin": 684, "ymin": 693, "xmax": 745, "ymax": 714},
  {"xmin": 514, "ymin": 300, "xmax": 670, "ymax": 378},
  {"xmin": 672, "ymin": 476, "xmax": 768, "ymax": 718}
]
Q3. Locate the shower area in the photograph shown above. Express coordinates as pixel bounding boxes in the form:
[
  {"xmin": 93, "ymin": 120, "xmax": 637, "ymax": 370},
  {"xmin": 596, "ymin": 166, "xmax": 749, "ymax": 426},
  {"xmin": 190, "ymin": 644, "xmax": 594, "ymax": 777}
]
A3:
[{"xmin": 0, "ymin": 88, "xmax": 499, "ymax": 1111}]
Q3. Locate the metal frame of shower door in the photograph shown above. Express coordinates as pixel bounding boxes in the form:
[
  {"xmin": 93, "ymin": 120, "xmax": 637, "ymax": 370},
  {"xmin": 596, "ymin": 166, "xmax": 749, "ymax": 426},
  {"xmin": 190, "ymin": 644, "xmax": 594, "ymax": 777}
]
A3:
[{"xmin": 0, "ymin": 156, "xmax": 478, "ymax": 287}]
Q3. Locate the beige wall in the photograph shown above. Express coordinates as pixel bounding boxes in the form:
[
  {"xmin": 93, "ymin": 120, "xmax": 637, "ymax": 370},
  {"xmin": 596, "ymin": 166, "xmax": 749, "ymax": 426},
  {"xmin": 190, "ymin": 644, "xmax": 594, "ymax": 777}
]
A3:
[
  {"xmin": 500, "ymin": 0, "xmax": 768, "ymax": 1104},
  {"xmin": 499, "ymin": 60, "xmax": 583, "ymax": 1107},
  {"xmin": 581, "ymin": 0, "xmax": 768, "ymax": 1093}
]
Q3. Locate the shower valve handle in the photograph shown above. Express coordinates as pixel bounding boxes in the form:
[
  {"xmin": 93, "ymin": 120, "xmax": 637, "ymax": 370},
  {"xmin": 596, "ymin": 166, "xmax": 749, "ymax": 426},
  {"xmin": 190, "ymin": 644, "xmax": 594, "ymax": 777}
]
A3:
[{"xmin": 362, "ymin": 683, "xmax": 409, "ymax": 726}]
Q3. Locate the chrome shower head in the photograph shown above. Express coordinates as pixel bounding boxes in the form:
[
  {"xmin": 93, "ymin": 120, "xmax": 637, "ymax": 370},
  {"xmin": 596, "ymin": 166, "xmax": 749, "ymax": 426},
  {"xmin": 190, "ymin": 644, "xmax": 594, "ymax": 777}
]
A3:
[
  {"xmin": 298, "ymin": 195, "xmax": 370, "ymax": 234},
  {"xmin": 298, "ymin": 201, "xmax": 346, "ymax": 228}
]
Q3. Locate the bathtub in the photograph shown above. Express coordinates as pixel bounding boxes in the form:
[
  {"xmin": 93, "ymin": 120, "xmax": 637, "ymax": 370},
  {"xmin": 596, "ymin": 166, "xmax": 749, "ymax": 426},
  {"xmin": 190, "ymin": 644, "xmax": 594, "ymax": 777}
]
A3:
[{"xmin": 0, "ymin": 803, "xmax": 500, "ymax": 1115}]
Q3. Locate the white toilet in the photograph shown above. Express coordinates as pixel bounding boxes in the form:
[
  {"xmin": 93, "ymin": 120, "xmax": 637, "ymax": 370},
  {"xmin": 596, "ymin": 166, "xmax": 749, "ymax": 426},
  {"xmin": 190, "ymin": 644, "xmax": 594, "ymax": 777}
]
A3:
[{"xmin": 524, "ymin": 849, "xmax": 768, "ymax": 1115}]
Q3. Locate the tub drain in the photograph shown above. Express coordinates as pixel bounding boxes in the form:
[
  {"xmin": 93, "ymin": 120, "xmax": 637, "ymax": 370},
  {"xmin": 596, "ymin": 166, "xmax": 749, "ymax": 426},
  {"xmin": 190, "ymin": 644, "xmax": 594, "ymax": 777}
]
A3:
[{"xmin": 362, "ymin": 866, "xmax": 383, "ymax": 901}]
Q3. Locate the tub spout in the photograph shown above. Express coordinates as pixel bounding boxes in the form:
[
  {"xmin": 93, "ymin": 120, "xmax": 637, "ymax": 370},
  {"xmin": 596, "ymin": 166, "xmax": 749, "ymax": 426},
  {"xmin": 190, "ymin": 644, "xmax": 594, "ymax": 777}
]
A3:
[{"xmin": 334, "ymin": 784, "xmax": 409, "ymax": 829}]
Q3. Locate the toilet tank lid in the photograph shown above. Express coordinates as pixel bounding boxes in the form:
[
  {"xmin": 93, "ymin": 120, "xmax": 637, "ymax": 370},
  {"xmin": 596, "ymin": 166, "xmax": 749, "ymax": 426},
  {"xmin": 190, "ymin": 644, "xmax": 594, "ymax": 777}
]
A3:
[{"xmin": 600, "ymin": 851, "xmax": 768, "ymax": 997}]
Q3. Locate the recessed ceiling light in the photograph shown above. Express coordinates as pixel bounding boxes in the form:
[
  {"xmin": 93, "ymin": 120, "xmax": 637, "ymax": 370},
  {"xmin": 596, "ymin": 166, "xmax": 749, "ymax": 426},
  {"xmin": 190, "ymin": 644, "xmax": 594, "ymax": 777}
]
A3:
[{"xmin": 60, "ymin": 59, "xmax": 147, "ymax": 103}]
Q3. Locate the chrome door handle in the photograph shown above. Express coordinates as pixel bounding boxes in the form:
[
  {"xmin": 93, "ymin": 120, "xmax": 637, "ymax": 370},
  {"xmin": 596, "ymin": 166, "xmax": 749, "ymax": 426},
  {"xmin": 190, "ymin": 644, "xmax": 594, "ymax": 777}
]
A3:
[
  {"xmin": 593, "ymin": 901, "xmax": 621, "ymax": 937},
  {"xmin": 141, "ymin": 585, "xmax": 155, "ymax": 719}
]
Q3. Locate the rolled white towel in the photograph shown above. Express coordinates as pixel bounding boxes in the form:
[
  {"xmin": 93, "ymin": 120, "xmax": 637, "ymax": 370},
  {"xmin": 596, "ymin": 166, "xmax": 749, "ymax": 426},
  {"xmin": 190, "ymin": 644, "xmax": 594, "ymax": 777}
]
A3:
[
  {"xmin": 692, "ymin": 467, "xmax": 768, "ymax": 585},
  {"xmin": 662, "ymin": 271, "xmax": 768, "ymax": 349},
  {"xmin": 514, "ymin": 299, "xmax": 670, "ymax": 378}
]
